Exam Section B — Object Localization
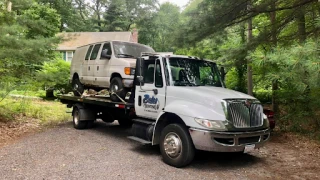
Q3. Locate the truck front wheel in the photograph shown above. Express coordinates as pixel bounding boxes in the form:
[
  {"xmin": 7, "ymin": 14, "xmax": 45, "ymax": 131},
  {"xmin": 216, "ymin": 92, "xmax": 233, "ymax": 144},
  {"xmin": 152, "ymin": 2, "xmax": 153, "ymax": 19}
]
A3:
[{"xmin": 160, "ymin": 124, "xmax": 195, "ymax": 167}]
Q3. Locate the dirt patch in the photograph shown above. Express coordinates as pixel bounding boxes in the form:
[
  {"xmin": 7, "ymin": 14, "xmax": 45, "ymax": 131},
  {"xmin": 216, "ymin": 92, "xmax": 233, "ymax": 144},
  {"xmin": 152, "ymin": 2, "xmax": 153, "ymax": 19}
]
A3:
[
  {"xmin": 0, "ymin": 117, "xmax": 41, "ymax": 148},
  {"xmin": 248, "ymin": 131, "xmax": 320, "ymax": 179}
]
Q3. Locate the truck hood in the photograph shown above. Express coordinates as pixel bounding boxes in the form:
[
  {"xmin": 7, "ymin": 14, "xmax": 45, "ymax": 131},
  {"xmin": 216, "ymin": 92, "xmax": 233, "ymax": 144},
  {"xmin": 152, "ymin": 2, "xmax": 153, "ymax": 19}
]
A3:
[
  {"xmin": 165, "ymin": 86, "xmax": 256, "ymax": 120},
  {"xmin": 167, "ymin": 86, "xmax": 255, "ymax": 103}
]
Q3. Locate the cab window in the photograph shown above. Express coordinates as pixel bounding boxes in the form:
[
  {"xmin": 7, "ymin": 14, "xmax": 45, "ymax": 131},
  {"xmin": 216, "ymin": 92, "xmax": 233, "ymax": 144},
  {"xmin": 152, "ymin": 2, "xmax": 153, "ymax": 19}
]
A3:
[
  {"xmin": 90, "ymin": 44, "xmax": 101, "ymax": 60},
  {"xmin": 155, "ymin": 60, "xmax": 163, "ymax": 87},
  {"xmin": 100, "ymin": 43, "xmax": 112, "ymax": 59},
  {"xmin": 85, "ymin": 45, "xmax": 93, "ymax": 60},
  {"xmin": 143, "ymin": 60, "xmax": 155, "ymax": 84}
]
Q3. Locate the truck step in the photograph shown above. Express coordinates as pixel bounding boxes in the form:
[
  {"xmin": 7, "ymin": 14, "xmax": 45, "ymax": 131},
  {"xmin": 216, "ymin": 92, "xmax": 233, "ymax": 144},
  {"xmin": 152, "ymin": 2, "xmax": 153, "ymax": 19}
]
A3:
[
  {"xmin": 127, "ymin": 136, "xmax": 152, "ymax": 145},
  {"xmin": 132, "ymin": 118, "xmax": 155, "ymax": 125}
]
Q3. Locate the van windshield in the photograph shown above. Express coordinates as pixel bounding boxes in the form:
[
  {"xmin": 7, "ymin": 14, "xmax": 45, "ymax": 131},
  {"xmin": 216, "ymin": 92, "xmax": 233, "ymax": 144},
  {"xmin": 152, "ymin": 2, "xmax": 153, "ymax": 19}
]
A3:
[
  {"xmin": 113, "ymin": 41, "xmax": 155, "ymax": 58},
  {"xmin": 168, "ymin": 58, "xmax": 223, "ymax": 87}
]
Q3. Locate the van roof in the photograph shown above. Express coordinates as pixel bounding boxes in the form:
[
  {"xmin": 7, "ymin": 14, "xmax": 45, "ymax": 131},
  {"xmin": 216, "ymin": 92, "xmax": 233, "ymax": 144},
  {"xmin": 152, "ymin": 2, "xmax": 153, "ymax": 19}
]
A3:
[{"xmin": 77, "ymin": 40, "xmax": 152, "ymax": 49}]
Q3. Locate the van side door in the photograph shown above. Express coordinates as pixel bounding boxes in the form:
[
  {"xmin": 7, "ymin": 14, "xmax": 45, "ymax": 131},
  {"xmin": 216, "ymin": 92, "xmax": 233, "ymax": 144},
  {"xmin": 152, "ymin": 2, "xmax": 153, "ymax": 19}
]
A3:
[
  {"xmin": 93, "ymin": 42, "xmax": 112, "ymax": 87},
  {"xmin": 81, "ymin": 45, "xmax": 93, "ymax": 84},
  {"xmin": 88, "ymin": 43, "xmax": 102, "ymax": 85}
]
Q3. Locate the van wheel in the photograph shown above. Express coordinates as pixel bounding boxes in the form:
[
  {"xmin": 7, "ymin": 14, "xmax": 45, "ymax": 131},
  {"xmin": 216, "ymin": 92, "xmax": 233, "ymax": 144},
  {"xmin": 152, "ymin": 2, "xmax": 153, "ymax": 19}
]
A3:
[
  {"xmin": 160, "ymin": 124, "xmax": 195, "ymax": 168},
  {"xmin": 72, "ymin": 77, "xmax": 84, "ymax": 96},
  {"xmin": 110, "ymin": 77, "xmax": 127, "ymax": 102}
]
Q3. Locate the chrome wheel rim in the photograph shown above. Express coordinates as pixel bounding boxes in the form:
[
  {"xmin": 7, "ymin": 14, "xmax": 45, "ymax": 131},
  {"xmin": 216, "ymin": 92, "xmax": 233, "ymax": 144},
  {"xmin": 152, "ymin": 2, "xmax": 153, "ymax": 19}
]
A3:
[
  {"xmin": 163, "ymin": 132, "xmax": 182, "ymax": 159},
  {"xmin": 111, "ymin": 84, "xmax": 119, "ymax": 94},
  {"xmin": 73, "ymin": 83, "xmax": 79, "ymax": 90},
  {"xmin": 74, "ymin": 110, "xmax": 79, "ymax": 125}
]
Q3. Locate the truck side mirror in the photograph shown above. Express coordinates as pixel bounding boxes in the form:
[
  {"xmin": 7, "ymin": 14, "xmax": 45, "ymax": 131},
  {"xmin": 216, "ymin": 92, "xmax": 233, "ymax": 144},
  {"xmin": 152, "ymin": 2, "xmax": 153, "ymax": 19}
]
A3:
[
  {"xmin": 220, "ymin": 67, "xmax": 226, "ymax": 82},
  {"xmin": 135, "ymin": 58, "xmax": 145, "ymax": 86}
]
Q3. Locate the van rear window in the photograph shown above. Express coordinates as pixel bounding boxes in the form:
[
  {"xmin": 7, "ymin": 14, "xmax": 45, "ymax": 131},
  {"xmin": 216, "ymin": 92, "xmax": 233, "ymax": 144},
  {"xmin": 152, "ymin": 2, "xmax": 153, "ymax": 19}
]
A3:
[
  {"xmin": 90, "ymin": 44, "xmax": 102, "ymax": 60},
  {"xmin": 85, "ymin": 45, "xmax": 93, "ymax": 60}
]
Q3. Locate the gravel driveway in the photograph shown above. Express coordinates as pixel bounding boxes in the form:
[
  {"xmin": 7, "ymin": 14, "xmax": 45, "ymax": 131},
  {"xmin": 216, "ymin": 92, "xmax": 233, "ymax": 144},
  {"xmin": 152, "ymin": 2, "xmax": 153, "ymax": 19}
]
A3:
[{"xmin": 0, "ymin": 121, "xmax": 319, "ymax": 180}]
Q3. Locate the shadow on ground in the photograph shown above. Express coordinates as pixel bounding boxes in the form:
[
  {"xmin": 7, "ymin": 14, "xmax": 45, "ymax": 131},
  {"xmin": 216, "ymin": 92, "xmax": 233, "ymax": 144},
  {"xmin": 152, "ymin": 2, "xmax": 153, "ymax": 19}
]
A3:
[{"xmin": 61, "ymin": 120, "xmax": 264, "ymax": 170}]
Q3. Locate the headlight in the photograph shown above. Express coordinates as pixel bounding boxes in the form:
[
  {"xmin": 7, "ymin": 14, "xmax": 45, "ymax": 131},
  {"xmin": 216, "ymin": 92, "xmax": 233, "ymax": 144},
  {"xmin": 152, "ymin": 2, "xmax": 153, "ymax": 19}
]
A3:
[
  {"xmin": 263, "ymin": 113, "xmax": 270, "ymax": 127},
  {"xmin": 194, "ymin": 118, "xmax": 227, "ymax": 131}
]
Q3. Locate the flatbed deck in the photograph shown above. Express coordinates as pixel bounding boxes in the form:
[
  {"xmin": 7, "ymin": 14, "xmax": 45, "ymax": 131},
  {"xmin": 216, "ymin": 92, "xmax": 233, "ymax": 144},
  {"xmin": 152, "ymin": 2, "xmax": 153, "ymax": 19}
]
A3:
[{"xmin": 58, "ymin": 94, "xmax": 134, "ymax": 109}]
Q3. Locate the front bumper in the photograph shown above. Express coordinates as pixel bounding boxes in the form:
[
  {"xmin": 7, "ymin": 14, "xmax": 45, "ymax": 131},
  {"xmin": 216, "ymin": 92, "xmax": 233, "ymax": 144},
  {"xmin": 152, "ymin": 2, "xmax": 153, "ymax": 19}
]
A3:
[{"xmin": 189, "ymin": 128, "xmax": 270, "ymax": 152}]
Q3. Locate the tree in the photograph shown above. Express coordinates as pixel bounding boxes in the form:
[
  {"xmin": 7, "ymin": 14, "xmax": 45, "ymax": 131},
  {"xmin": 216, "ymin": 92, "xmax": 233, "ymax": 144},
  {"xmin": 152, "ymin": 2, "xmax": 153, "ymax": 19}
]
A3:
[
  {"xmin": 35, "ymin": 58, "xmax": 72, "ymax": 97},
  {"xmin": 0, "ymin": 0, "xmax": 61, "ymax": 86}
]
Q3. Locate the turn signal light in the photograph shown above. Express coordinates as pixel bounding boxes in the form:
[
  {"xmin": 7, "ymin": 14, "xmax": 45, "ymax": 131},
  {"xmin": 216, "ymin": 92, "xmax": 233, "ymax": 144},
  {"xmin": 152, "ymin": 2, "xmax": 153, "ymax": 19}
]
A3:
[{"xmin": 124, "ymin": 67, "xmax": 131, "ymax": 75}]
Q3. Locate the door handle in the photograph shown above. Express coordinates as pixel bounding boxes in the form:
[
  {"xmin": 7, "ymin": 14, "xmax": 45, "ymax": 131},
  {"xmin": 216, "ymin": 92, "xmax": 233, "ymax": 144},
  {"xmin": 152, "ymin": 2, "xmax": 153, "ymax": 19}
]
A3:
[
  {"xmin": 138, "ymin": 96, "xmax": 142, "ymax": 106},
  {"xmin": 97, "ymin": 66, "xmax": 99, "ymax": 71},
  {"xmin": 88, "ymin": 66, "xmax": 90, "ymax": 71}
]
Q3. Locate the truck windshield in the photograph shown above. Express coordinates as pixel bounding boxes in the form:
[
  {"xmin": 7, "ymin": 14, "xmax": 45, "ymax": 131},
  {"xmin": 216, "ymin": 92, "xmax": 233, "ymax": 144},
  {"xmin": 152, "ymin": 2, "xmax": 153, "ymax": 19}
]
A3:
[
  {"xmin": 113, "ymin": 41, "xmax": 155, "ymax": 58},
  {"xmin": 168, "ymin": 57, "xmax": 223, "ymax": 87}
]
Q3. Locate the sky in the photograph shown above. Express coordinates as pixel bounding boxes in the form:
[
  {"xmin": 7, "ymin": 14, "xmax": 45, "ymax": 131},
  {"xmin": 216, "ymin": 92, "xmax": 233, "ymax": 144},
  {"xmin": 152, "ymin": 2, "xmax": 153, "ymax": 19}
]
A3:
[{"xmin": 159, "ymin": 0, "xmax": 190, "ymax": 8}]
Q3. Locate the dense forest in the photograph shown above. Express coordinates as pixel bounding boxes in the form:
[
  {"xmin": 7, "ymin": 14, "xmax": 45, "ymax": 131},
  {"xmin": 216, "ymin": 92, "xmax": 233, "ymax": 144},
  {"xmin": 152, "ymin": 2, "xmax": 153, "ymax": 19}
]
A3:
[{"xmin": 1, "ymin": 0, "xmax": 320, "ymax": 138}]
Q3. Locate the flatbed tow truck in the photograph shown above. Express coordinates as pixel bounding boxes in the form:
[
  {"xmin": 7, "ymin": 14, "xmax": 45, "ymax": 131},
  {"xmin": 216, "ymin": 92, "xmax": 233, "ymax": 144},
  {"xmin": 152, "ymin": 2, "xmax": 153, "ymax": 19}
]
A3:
[{"xmin": 58, "ymin": 53, "xmax": 270, "ymax": 167}]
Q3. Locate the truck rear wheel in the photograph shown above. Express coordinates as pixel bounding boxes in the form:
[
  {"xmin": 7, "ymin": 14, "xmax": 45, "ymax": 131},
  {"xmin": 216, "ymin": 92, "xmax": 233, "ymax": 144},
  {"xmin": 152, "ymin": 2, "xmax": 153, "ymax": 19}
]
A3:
[
  {"xmin": 110, "ymin": 77, "xmax": 128, "ymax": 102},
  {"xmin": 73, "ymin": 107, "xmax": 95, "ymax": 129},
  {"xmin": 160, "ymin": 124, "xmax": 195, "ymax": 168}
]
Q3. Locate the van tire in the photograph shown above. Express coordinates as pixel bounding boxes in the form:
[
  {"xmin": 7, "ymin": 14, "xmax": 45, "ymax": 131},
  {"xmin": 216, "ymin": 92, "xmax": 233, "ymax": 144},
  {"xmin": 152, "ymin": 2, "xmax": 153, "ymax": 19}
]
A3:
[
  {"xmin": 72, "ymin": 77, "xmax": 84, "ymax": 96},
  {"xmin": 110, "ymin": 77, "xmax": 127, "ymax": 102},
  {"xmin": 160, "ymin": 124, "xmax": 195, "ymax": 168}
]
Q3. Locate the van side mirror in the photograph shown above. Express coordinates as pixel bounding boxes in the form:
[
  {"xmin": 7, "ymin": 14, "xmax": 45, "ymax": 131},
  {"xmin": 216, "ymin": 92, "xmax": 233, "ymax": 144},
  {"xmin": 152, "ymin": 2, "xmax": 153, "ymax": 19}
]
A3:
[
  {"xmin": 101, "ymin": 49, "xmax": 111, "ymax": 59},
  {"xmin": 220, "ymin": 67, "xmax": 226, "ymax": 82}
]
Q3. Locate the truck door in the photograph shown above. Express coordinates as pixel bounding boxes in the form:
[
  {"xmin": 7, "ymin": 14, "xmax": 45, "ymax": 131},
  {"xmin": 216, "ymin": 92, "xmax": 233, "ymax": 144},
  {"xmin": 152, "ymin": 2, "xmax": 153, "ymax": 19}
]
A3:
[
  {"xmin": 93, "ymin": 42, "xmax": 112, "ymax": 87},
  {"xmin": 135, "ymin": 57, "xmax": 166, "ymax": 120}
]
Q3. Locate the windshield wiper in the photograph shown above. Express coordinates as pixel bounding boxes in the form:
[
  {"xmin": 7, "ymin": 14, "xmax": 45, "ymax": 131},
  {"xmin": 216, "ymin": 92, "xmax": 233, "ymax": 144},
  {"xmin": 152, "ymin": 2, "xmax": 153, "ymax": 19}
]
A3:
[{"xmin": 117, "ymin": 54, "xmax": 135, "ymax": 58}]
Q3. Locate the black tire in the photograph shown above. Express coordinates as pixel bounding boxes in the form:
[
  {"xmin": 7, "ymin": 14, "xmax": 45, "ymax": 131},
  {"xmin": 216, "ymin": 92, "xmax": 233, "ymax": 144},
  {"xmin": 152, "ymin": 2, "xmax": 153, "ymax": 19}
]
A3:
[
  {"xmin": 73, "ymin": 107, "xmax": 88, "ymax": 130},
  {"xmin": 86, "ymin": 120, "xmax": 95, "ymax": 129},
  {"xmin": 160, "ymin": 124, "xmax": 195, "ymax": 168},
  {"xmin": 72, "ymin": 77, "xmax": 84, "ymax": 96},
  {"xmin": 117, "ymin": 118, "xmax": 133, "ymax": 127},
  {"xmin": 110, "ymin": 77, "xmax": 128, "ymax": 102}
]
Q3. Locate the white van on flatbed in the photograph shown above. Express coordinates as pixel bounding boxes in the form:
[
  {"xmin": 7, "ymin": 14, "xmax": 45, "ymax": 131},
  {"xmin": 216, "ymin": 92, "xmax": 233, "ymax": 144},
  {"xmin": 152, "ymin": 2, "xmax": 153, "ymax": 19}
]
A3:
[{"xmin": 70, "ymin": 41, "xmax": 155, "ymax": 101}]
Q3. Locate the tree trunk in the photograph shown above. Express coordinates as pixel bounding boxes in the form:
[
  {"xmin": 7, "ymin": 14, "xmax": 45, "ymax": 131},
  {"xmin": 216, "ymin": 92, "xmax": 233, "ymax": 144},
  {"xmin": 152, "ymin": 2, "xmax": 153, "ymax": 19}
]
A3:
[
  {"xmin": 7, "ymin": 1, "xmax": 12, "ymax": 12},
  {"xmin": 297, "ymin": 7, "xmax": 306, "ymax": 44},
  {"xmin": 247, "ymin": 3, "xmax": 253, "ymax": 96},
  {"xmin": 270, "ymin": 0, "xmax": 279, "ymax": 116}
]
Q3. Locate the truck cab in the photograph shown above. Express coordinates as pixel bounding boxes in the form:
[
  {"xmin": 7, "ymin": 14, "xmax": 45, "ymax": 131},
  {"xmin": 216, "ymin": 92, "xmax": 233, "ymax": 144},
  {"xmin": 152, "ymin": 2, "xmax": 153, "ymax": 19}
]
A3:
[{"xmin": 130, "ymin": 53, "xmax": 270, "ymax": 167}]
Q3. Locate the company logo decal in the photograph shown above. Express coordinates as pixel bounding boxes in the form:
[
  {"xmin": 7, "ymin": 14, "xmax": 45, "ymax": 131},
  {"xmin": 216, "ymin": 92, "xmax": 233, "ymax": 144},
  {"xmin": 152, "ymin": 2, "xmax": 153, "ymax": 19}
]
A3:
[{"xmin": 143, "ymin": 94, "xmax": 160, "ymax": 111}]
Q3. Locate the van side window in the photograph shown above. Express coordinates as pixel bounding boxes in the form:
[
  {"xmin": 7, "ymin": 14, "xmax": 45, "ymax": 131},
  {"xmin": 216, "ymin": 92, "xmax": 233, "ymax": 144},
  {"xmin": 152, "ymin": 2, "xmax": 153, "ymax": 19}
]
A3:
[
  {"xmin": 143, "ymin": 60, "xmax": 156, "ymax": 84},
  {"xmin": 100, "ymin": 43, "xmax": 112, "ymax": 59},
  {"xmin": 155, "ymin": 60, "xmax": 163, "ymax": 87},
  {"xmin": 85, "ymin": 45, "xmax": 93, "ymax": 60},
  {"xmin": 90, "ymin": 44, "xmax": 101, "ymax": 60}
]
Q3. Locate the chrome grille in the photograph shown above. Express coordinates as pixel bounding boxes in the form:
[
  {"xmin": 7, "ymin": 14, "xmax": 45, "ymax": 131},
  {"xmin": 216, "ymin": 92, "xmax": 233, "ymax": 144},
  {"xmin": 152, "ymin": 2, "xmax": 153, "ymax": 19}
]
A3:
[{"xmin": 226, "ymin": 100, "xmax": 263, "ymax": 128}]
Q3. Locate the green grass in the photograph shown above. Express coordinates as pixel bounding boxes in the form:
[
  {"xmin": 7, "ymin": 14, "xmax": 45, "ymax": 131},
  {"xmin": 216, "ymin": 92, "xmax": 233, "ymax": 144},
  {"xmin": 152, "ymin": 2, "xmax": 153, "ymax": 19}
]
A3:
[
  {"xmin": 0, "ymin": 97, "xmax": 71, "ymax": 126},
  {"xmin": 9, "ymin": 90, "xmax": 46, "ymax": 97}
]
